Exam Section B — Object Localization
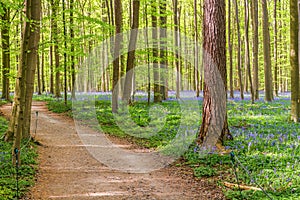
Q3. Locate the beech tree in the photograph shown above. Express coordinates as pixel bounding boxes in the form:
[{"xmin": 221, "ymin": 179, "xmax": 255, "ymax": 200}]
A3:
[
  {"xmin": 290, "ymin": 0, "xmax": 299, "ymax": 122},
  {"xmin": 197, "ymin": 0, "xmax": 231, "ymax": 148},
  {"xmin": 5, "ymin": 0, "xmax": 41, "ymax": 165},
  {"xmin": 1, "ymin": 3, "xmax": 11, "ymax": 101}
]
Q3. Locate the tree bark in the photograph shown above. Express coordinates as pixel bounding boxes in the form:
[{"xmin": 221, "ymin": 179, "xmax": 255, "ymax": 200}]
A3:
[
  {"xmin": 123, "ymin": 0, "xmax": 140, "ymax": 104},
  {"xmin": 261, "ymin": 0, "xmax": 273, "ymax": 102},
  {"xmin": 250, "ymin": 0, "xmax": 259, "ymax": 100},
  {"xmin": 112, "ymin": 0, "xmax": 122, "ymax": 112},
  {"xmin": 5, "ymin": 0, "xmax": 41, "ymax": 165},
  {"xmin": 291, "ymin": 0, "xmax": 300, "ymax": 122},
  {"xmin": 1, "ymin": 4, "xmax": 11, "ymax": 101},
  {"xmin": 234, "ymin": 0, "xmax": 244, "ymax": 100},
  {"xmin": 274, "ymin": 0, "xmax": 278, "ymax": 97},
  {"xmin": 197, "ymin": 0, "xmax": 231, "ymax": 148},
  {"xmin": 228, "ymin": 0, "xmax": 234, "ymax": 99},
  {"xmin": 152, "ymin": 0, "xmax": 161, "ymax": 103},
  {"xmin": 173, "ymin": 0, "xmax": 180, "ymax": 99}
]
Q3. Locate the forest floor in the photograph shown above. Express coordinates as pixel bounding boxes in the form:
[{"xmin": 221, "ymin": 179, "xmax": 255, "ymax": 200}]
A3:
[{"xmin": 0, "ymin": 101, "xmax": 225, "ymax": 200}]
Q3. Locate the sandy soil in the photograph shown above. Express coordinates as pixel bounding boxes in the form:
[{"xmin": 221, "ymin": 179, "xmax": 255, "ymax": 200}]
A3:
[{"xmin": 1, "ymin": 101, "xmax": 225, "ymax": 200}]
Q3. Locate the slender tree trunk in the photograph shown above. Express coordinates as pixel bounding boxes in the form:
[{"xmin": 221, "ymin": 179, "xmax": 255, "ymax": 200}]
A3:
[
  {"xmin": 291, "ymin": 0, "xmax": 300, "ymax": 122},
  {"xmin": 194, "ymin": 0, "xmax": 200, "ymax": 97},
  {"xmin": 173, "ymin": 0, "xmax": 180, "ymax": 99},
  {"xmin": 244, "ymin": 0, "xmax": 254, "ymax": 103},
  {"xmin": 274, "ymin": 0, "xmax": 278, "ymax": 97},
  {"xmin": 70, "ymin": 0, "xmax": 76, "ymax": 99},
  {"xmin": 152, "ymin": 0, "xmax": 161, "ymax": 103},
  {"xmin": 62, "ymin": 0, "xmax": 67, "ymax": 104},
  {"xmin": 112, "ymin": 0, "xmax": 122, "ymax": 112},
  {"xmin": 197, "ymin": 0, "xmax": 231, "ymax": 148},
  {"xmin": 123, "ymin": 0, "xmax": 140, "ymax": 104},
  {"xmin": 234, "ymin": 0, "xmax": 244, "ymax": 99},
  {"xmin": 261, "ymin": 0, "xmax": 273, "ymax": 102},
  {"xmin": 160, "ymin": 0, "xmax": 168, "ymax": 100},
  {"xmin": 228, "ymin": 0, "xmax": 234, "ymax": 98},
  {"xmin": 37, "ymin": 54, "xmax": 41, "ymax": 95},
  {"xmin": 1, "ymin": 4, "xmax": 11, "ymax": 101},
  {"xmin": 250, "ymin": 0, "xmax": 259, "ymax": 100}
]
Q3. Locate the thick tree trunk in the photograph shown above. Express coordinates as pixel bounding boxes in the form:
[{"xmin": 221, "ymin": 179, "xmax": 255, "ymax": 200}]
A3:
[
  {"xmin": 5, "ymin": 0, "xmax": 41, "ymax": 165},
  {"xmin": 197, "ymin": 0, "xmax": 231, "ymax": 148},
  {"xmin": 1, "ymin": 4, "xmax": 11, "ymax": 101},
  {"xmin": 261, "ymin": 0, "xmax": 273, "ymax": 102},
  {"xmin": 291, "ymin": 0, "xmax": 300, "ymax": 122}
]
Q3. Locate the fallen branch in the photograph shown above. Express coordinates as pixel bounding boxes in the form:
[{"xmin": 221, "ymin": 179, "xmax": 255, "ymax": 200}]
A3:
[{"xmin": 223, "ymin": 181, "xmax": 262, "ymax": 191}]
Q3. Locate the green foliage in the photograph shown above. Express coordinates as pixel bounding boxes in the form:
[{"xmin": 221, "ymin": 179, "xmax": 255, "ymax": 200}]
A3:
[{"xmin": 0, "ymin": 117, "xmax": 38, "ymax": 199}]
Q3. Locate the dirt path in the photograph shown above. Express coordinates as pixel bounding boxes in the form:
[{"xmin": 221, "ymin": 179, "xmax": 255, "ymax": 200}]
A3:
[{"xmin": 1, "ymin": 102, "xmax": 225, "ymax": 200}]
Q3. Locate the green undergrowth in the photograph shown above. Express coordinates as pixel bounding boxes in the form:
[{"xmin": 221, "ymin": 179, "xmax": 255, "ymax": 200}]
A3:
[
  {"xmin": 0, "ymin": 116, "xmax": 38, "ymax": 199},
  {"xmin": 40, "ymin": 93, "xmax": 300, "ymax": 199}
]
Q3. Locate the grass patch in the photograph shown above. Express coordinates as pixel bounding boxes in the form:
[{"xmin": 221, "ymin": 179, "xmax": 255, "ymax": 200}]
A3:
[
  {"xmin": 0, "ymin": 117, "xmax": 38, "ymax": 199},
  {"xmin": 43, "ymin": 93, "xmax": 300, "ymax": 199}
]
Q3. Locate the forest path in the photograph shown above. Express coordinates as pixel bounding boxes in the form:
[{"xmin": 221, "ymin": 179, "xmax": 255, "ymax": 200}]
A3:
[{"xmin": 1, "ymin": 101, "xmax": 224, "ymax": 200}]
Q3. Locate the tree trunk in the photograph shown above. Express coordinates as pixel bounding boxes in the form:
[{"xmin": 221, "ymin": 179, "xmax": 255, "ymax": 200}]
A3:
[
  {"xmin": 5, "ymin": 0, "xmax": 41, "ymax": 165},
  {"xmin": 152, "ymin": 0, "xmax": 161, "ymax": 103},
  {"xmin": 261, "ymin": 0, "xmax": 273, "ymax": 102},
  {"xmin": 291, "ymin": 0, "xmax": 300, "ymax": 122},
  {"xmin": 52, "ymin": 0, "xmax": 61, "ymax": 98},
  {"xmin": 228, "ymin": 0, "xmax": 234, "ymax": 99},
  {"xmin": 274, "ymin": 0, "xmax": 278, "ymax": 97},
  {"xmin": 123, "ymin": 0, "xmax": 140, "ymax": 104},
  {"xmin": 250, "ymin": 0, "xmax": 259, "ymax": 100},
  {"xmin": 194, "ymin": 0, "xmax": 200, "ymax": 97},
  {"xmin": 159, "ymin": 0, "xmax": 168, "ymax": 100},
  {"xmin": 244, "ymin": 0, "xmax": 254, "ymax": 103},
  {"xmin": 173, "ymin": 0, "xmax": 180, "ymax": 99},
  {"xmin": 112, "ymin": 0, "xmax": 122, "ymax": 112},
  {"xmin": 234, "ymin": 0, "xmax": 244, "ymax": 100},
  {"xmin": 70, "ymin": 0, "xmax": 76, "ymax": 99},
  {"xmin": 197, "ymin": 0, "xmax": 231, "ymax": 149},
  {"xmin": 62, "ymin": 0, "xmax": 68, "ymax": 105},
  {"xmin": 1, "ymin": 4, "xmax": 11, "ymax": 101}
]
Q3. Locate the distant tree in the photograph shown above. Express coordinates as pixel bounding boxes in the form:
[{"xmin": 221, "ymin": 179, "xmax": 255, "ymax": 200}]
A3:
[
  {"xmin": 197, "ymin": 0, "xmax": 231, "ymax": 148},
  {"xmin": 290, "ymin": 0, "xmax": 299, "ymax": 122},
  {"xmin": 228, "ymin": 0, "xmax": 234, "ymax": 99},
  {"xmin": 123, "ymin": 0, "xmax": 140, "ymax": 104},
  {"xmin": 250, "ymin": 0, "xmax": 259, "ymax": 100},
  {"xmin": 234, "ymin": 0, "xmax": 244, "ymax": 100},
  {"xmin": 261, "ymin": 0, "xmax": 273, "ymax": 102},
  {"xmin": 112, "ymin": 0, "xmax": 122, "ymax": 113},
  {"xmin": 274, "ymin": 0, "xmax": 278, "ymax": 97},
  {"xmin": 1, "ymin": 3, "xmax": 11, "ymax": 101}
]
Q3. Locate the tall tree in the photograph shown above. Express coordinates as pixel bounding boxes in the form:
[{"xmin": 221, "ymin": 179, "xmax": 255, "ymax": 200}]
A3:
[
  {"xmin": 1, "ymin": 3, "xmax": 11, "ymax": 101},
  {"xmin": 173, "ymin": 0, "xmax": 181, "ymax": 99},
  {"xmin": 261, "ymin": 0, "xmax": 273, "ymax": 102},
  {"xmin": 5, "ymin": 0, "xmax": 41, "ymax": 164},
  {"xmin": 70, "ymin": 0, "xmax": 76, "ymax": 99},
  {"xmin": 159, "ymin": 0, "xmax": 168, "ymax": 100},
  {"xmin": 244, "ymin": 0, "xmax": 254, "ymax": 103},
  {"xmin": 274, "ymin": 0, "xmax": 278, "ymax": 97},
  {"xmin": 197, "ymin": 0, "xmax": 231, "ymax": 148},
  {"xmin": 152, "ymin": 0, "xmax": 161, "ymax": 103},
  {"xmin": 290, "ymin": 0, "xmax": 299, "ymax": 122},
  {"xmin": 123, "ymin": 0, "xmax": 140, "ymax": 104},
  {"xmin": 62, "ymin": 0, "xmax": 67, "ymax": 104},
  {"xmin": 52, "ymin": 0, "xmax": 61, "ymax": 97},
  {"xmin": 250, "ymin": 0, "xmax": 259, "ymax": 100},
  {"xmin": 194, "ymin": 0, "xmax": 200, "ymax": 97},
  {"xmin": 228, "ymin": 0, "xmax": 234, "ymax": 98},
  {"xmin": 234, "ymin": 0, "xmax": 244, "ymax": 100},
  {"xmin": 112, "ymin": 0, "xmax": 122, "ymax": 113}
]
